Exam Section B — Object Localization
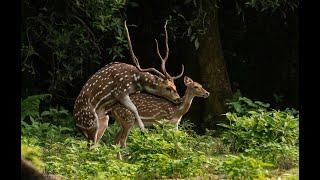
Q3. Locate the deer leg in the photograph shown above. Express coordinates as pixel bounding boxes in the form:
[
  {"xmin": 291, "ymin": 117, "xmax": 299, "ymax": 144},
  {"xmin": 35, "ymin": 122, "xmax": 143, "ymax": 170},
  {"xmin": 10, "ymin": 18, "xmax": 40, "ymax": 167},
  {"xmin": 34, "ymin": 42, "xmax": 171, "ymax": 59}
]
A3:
[
  {"xmin": 114, "ymin": 127, "xmax": 124, "ymax": 160},
  {"xmin": 112, "ymin": 107, "xmax": 140, "ymax": 159},
  {"xmin": 121, "ymin": 123, "xmax": 133, "ymax": 149},
  {"xmin": 95, "ymin": 114, "xmax": 109, "ymax": 145},
  {"xmin": 115, "ymin": 124, "xmax": 133, "ymax": 160},
  {"xmin": 118, "ymin": 95, "xmax": 145, "ymax": 132},
  {"xmin": 119, "ymin": 117, "xmax": 134, "ymax": 149},
  {"xmin": 113, "ymin": 110, "xmax": 136, "ymax": 160},
  {"xmin": 113, "ymin": 112, "xmax": 126, "ymax": 160},
  {"xmin": 175, "ymin": 123, "xmax": 179, "ymax": 131},
  {"xmin": 113, "ymin": 111, "xmax": 124, "ymax": 146},
  {"xmin": 114, "ymin": 127, "xmax": 124, "ymax": 146}
]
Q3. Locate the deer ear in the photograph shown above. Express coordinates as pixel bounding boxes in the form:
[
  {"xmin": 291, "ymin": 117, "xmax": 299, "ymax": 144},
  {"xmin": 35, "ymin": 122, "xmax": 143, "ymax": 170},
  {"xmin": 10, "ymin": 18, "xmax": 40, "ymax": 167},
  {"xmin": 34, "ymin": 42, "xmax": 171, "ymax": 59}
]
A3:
[{"xmin": 184, "ymin": 76, "xmax": 193, "ymax": 85}]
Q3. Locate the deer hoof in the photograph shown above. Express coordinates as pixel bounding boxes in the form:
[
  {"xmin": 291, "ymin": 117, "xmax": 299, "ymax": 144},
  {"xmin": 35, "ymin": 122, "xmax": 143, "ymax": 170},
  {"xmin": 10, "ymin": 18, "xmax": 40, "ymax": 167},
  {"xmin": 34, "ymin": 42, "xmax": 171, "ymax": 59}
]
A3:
[
  {"xmin": 117, "ymin": 152, "xmax": 123, "ymax": 160},
  {"xmin": 141, "ymin": 130, "xmax": 148, "ymax": 138},
  {"xmin": 140, "ymin": 126, "xmax": 145, "ymax": 133}
]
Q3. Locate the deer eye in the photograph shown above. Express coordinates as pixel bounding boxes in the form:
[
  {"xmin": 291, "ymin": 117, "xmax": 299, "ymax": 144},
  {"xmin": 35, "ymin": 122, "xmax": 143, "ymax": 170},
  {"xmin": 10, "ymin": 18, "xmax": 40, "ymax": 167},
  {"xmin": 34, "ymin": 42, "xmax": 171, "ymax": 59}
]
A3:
[
  {"xmin": 166, "ymin": 87, "xmax": 171, "ymax": 91},
  {"xmin": 195, "ymin": 86, "xmax": 199, "ymax": 89}
]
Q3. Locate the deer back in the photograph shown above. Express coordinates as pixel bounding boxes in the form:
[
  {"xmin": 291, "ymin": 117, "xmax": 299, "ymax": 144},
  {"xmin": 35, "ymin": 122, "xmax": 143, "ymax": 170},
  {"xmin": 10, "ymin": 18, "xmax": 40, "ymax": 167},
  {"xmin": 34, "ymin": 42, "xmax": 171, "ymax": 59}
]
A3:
[{"xmin": 111, "ymin": 93, "xmax": 178, "ymax": 125}]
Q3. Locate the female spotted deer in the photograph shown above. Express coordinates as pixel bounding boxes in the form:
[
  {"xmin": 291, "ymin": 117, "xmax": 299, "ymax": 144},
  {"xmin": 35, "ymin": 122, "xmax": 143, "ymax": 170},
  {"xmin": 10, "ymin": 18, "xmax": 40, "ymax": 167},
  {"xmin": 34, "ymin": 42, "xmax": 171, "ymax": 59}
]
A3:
[
  {"xmin": 110, "ymin": 76, "xmax": 210, "ymax": 150},
  {"xmin": 74, "ymin": 21, "xmax": 184, "ymax": 148}
]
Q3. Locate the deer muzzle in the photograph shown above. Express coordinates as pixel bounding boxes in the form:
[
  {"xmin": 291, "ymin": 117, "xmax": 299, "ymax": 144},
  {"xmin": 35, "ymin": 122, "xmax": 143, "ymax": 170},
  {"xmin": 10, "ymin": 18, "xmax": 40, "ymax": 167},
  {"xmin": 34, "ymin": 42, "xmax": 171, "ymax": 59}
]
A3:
[
  {"xmin": 203, "ymin": 92, "xmax": 210, "ymax": 98},
  {"xmin": 173, "ymin": 97, "xmax": 183, "ymax": 104}
]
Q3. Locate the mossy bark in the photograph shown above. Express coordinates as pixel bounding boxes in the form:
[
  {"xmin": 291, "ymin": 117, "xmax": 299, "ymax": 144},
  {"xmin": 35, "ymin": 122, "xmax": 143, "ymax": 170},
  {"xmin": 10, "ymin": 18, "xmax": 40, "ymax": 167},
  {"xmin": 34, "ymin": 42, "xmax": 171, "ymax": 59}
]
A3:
[{"xmin": 197, "ymin": 5, "xmax": 232, "ymax": 129}]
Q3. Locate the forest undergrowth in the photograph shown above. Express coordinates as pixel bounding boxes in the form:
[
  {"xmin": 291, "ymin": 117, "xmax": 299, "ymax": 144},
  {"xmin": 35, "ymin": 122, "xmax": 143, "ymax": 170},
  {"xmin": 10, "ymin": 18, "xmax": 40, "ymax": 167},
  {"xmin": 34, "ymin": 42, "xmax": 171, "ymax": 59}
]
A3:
[{"xmin": 21, "ymin": 93, "xmax": 299, "ymax": 179}]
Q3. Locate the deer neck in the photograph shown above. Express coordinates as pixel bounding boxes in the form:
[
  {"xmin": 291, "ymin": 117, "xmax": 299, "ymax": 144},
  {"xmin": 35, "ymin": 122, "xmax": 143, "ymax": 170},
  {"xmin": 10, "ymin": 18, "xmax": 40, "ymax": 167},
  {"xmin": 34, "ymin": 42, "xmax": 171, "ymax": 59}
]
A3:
[
  {"xmin": 175, "ymin": 87, "xmax": 195, "ymax": 116},
  {"xmin": 137, "ymin": 72, "xmax": 159, "ymax": 93}
]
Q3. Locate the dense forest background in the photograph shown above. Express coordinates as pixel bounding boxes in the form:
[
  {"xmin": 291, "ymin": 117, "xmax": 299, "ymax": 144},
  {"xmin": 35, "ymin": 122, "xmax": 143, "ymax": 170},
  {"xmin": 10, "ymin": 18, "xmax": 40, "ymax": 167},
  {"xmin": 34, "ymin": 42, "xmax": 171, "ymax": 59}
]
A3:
[{"xmin": 21, "ymin": 0, "xmax": 299, "ymax": 133}]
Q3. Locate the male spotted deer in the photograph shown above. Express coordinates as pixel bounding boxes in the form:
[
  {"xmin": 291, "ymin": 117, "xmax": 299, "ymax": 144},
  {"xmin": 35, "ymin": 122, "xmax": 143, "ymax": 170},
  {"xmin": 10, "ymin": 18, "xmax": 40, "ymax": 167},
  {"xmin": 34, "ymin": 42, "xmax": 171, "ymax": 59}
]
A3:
[
  {"xmin": 74, "ymin": 20, "xmax": 184, "ymax": 148},
  {"xmin": 110, "ymin": 76, "xmax": 210, "ymax": 150}
]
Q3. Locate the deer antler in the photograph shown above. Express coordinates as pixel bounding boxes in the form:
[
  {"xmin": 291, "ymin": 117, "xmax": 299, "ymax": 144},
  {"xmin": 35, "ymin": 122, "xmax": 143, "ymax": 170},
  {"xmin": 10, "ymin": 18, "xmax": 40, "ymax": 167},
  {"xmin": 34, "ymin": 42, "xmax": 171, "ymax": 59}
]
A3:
[
  {"xmin": 124, "ymin": 21, "xmax": 166, "ymax": 78},
  {"xmin": 155, "ymin": 20, "xmax": 184, "ymax": 80},
  {"xmin": 171, "ymin": 64, "xmax": 184, "ymax": 80}
]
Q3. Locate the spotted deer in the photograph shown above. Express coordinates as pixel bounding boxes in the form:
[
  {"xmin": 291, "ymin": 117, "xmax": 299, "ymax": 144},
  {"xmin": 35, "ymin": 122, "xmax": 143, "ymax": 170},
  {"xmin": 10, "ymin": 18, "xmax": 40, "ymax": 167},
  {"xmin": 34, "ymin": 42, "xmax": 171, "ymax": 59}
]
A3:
[
  {"xmin": 73, "ymin": 20, "xmax": 184, "ymax": 148},
  {"xmin": 110, "ymin": 76, "xmax": 210, "ymax": 150}
]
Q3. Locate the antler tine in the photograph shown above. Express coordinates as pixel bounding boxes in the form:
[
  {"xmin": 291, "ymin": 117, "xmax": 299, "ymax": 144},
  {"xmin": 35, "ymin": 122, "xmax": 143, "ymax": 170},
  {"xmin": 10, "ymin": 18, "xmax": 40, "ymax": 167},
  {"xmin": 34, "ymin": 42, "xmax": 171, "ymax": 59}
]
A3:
[
  {"xmin": 155, "ymin": 20, "xmax": 171, "ymax": 78},
  {"xmin": 124, "ymin": 21, "xmax": 166, "ymax": 78},
  {"xmin": 155, "ymin": 20, "xmax": 184, "ymax": 80},
  {"xmin": 124, "ymin": 21, "xmax": 139, "ymax": 66},
  {"xmin": 172, "ymin": 64, "xmax": 185, "ymax": 80},
  {"xmin": 155, "ymin": 38, "xmax": 170, "ymax": 78},
  {"xmin": 163, "ymin": 20, "xmax": 169, "ymax": 61},
  {"xmin": 162, "ymin": 20, "xmax": 170, "ymax": 77}
]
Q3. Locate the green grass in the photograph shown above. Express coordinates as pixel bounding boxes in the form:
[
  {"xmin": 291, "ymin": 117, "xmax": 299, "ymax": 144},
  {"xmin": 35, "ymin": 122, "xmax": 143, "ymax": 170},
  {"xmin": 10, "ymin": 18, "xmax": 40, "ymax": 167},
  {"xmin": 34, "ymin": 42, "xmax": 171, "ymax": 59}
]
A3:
[
  {"xmin": 21, "ymin": 119, "xmax": 298, "ymax": 179},
  {"xmin": 21, "ymin": 94, "xmax": 299, "ymax": 179}
]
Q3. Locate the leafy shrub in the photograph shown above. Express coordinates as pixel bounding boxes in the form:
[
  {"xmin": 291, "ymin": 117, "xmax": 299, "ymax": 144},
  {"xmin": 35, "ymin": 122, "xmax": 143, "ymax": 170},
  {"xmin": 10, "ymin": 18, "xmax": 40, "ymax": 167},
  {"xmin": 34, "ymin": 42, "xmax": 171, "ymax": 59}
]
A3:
[
  {"xmin": 226, "ymin": 95, "xmax": 270, "ymax": 115},
  {"xmin": 220, "ymin": 97, "xmax": 299, "ymax": 168},
  {"xmin": 40, "ymin": 106, "xmax": 75, "ymax": 127},
  {"xmin": 21, "ymin": 96, "xmax": 298, "ymax": 179},
  {"xmin": 220, "ymin": 110, "xmax": 298, "ymax": 150},
  {"xmin": 21, "ymin": 118, "xmax": 298, "ymax": 179},
  {"xmin": 22, "ymin": 119, "xmax": 126, "ymax": 179},
  {"xmin": 22, "ymin": 0, "xmax": 127, "ymax": 101},
  {"xmin": 217, "ymin": 154, "xmax": 273, "ymax": 180},
  {"xmin": 244, "ymin": 142, "xmax": 298, "ymax": 170},
  {"xmin": 22, "ymin": 94, "xmax": 75, "ymax": 129},
  {"xmin": 21, "ymin": 119, "xmax": 220, "ymax": 179},
  {"xmin": 21, "ymin": 94, "xmax": 51, "ymax": 121},
  {"xmin": 126, "ymin": 121, "xmax": 212, "ymax": 178}
]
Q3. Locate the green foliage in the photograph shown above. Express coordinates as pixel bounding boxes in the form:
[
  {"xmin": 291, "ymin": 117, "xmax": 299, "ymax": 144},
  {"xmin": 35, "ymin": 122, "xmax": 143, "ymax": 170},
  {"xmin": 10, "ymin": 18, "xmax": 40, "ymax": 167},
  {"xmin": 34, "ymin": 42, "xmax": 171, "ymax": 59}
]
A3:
[
  {"xmin": 21, "ymin": 118, "xmax": 297, "ymax": 179},
  {"xmin": 126, "ymin": 121, "xmax": 212, "ymax": 178},
  {"xmin": 21, "ymin": 144, "xmax": 44, "ymax": 171},
  {"xmin": 217, "ymin": 154, "xmax": 273, "ymax": 180},
  {"xmin": 21, "ymin": 119, "xmax": 214, "ymax": 179},
  {"xmin": 249, "ymin": 143, "xmax": 298, "ymax": 170},
  {"xmin": 21, "ymin": 94, "xmax": 51, "ymax": 121},
  {"xmin": 74, "ymin": 0, "xmax": 127, "ymax": 60},
  {"xmin": 226, "ymin": 95, "xmax": 270, "ymax": 115},
  {"xmin": 22, "ymin": 0, "xmax": 127, "ymax": 99},
  {"xmin": 219, "ymin": 97, "xmax": 299, "ymax": 169},
  {"xmin": 220, "ymin": 111, "xmax": 298, "ymax": 149},
  {"xmin": 169, "ymin": 0, "xmax": 218, "ymax": 50},
  {"xmin": 21, "ymin": 96, "xmax": 298, "ymax": 179},
  {"xmin": 21, "ymin": 94, "xmax": 75, "ymax": 128},
  {"xmin": 40, "ymin": 106, "xmax": 74, "ymax": 127}
]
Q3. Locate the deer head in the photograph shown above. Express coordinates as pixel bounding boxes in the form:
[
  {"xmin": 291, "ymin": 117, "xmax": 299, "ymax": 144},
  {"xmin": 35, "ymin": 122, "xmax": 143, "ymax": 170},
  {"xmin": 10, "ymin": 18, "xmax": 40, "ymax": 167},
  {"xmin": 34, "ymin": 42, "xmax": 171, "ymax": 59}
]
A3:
[
  {"xmin": 124, "ymin": 20, "xmax": 184, "ymax": 103},
  {"xmin": 184, "ymin": 76, "xmax": 210, "ymax": 98}
]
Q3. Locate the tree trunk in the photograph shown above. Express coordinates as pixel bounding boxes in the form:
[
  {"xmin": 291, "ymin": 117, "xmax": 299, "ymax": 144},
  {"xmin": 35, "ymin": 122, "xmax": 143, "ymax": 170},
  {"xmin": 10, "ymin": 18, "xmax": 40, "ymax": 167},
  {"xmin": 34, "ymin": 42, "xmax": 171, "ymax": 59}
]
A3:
[{"xmin": 197, "ymin": 5, "xmax": 232, "ymax": 130}]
